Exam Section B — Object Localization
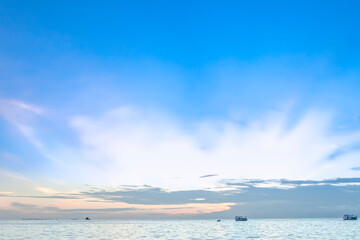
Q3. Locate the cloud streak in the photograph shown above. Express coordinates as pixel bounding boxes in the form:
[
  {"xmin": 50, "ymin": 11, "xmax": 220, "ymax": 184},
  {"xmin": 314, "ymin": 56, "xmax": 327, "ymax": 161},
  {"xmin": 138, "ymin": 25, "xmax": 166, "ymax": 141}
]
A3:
[
  {"xmin": 68, "ymin": 106, "xmax": 360, "ymax": 190},
  {"xmin": 3, "ymin": 178, "xmax": 360, "ymax": 218},
  {"xmin": 200, "ymin": 174, "xmax": 218, "ymax": 178}
]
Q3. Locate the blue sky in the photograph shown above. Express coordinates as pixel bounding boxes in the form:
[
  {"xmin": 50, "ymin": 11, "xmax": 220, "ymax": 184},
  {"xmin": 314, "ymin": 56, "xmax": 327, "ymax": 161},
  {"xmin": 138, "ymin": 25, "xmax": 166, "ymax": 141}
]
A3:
[{"xmin": 1, "ymin": 0, "xmax": 360, "ymax": 218}]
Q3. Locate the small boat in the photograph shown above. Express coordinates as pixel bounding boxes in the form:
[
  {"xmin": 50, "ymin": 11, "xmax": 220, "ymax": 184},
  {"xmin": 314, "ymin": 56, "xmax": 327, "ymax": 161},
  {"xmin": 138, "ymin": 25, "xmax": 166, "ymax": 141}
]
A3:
[
  {"xmin": 217, "ymin": 219, "xmax": 221, "ymax": 222},
  {"xmin": 85, "ymin": 217, "xmax": 91, "ymax": 220},
  {"xmin": 235, "ymin": 216, "xmax": 247, "ymax": 221},
  {"xmin": 343, "ymin": 214, "xmax": 357, "ymax": 220}
]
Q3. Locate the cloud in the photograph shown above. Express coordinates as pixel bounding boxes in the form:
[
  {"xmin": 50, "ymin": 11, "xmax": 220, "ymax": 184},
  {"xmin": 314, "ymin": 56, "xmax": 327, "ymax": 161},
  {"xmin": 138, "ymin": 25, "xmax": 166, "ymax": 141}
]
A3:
[
  {"xmin": 200, "ymin": 174, "xmax": 218, "ymax": 178},
  {"xmin": 10, "ymin": 202, "xmax": 60, "ymax": 212},
  {"xmin": 0, "ymin": 99, "xmax": 43, "ymax": 147},
  {"xmin": 0, "ymin": 99, "xmax": 43, "ymax": 119},
  {"xmin": 76, "ymin": 178, "xmax": 360, "ymax": 205},
  {"xmin": 6, "ymin": 100, "xmax": 43, "ymax": 114},
  {"xmin": 59, "ymin": 179, "xmax": 360, "ymax": 218},
  {"xmin": 3, "ymin": 98, "xmax": 360, "ymax": 193},
  {"xmin": 35, "ymin": 186, "xmax": 60, "ymax": 195},
  {"xmin": 59, "ymin": 207, "xmax": 135, "ymax": 213},
  {"xmin": 0, "ymin": 99, "xmax": 43, "ymax": 130},
  {"xmin": 11, "ymin": 202, "xmax": 37, "ymax": 210},
  {"xmin": 78, "ymin": 186, "xmax": 227, "ymax": 205},
  {"xmin": 68, "ymin": 106, "xmax": 360, "ymax": 190},
  {"xmin": 223, "ymin": 178, "xmax": 360, "ymax": 189},
  {"xmin": 0, "ymin": 99, "xmax": 63, "ymax": 164},
  {"xmin": 3, "ymin": 178, "xmax": 360, "ymax": 218}
]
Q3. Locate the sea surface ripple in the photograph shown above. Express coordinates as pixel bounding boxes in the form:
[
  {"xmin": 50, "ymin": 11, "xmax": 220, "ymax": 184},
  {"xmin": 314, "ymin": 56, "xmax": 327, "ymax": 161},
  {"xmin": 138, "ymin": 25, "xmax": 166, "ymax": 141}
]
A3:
[{"xmin": 0, "ymin": 218, "xmax": 358, "ymax": 240}]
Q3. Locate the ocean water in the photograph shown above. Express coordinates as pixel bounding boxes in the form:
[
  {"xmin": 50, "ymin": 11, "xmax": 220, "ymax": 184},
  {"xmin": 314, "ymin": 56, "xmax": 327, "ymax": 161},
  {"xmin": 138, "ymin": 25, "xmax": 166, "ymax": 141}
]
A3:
[{"xmin": 0, "ymin": 218, "xmax": 359, "ymax": 239}]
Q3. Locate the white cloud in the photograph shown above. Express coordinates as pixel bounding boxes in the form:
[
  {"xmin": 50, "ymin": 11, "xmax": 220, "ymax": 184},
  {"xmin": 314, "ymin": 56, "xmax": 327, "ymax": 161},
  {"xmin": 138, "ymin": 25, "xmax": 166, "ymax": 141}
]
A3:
[
  {"xmin": 14, "ymin": 123, "xmax": 44, "ymax": 149},
  {"xmin": 0, "ymin": 99, "xmax": 43, "ymax": 139},
  {"xmin": 0, "ymin": 99, "xmax": 61, "ymax": 163},
  {"xmin": 35, "ymin": 186, "xmax": 59, "ymax": 194},
  {"xmin": 0, "ymin": 99, "xmax": 43, "ymax": 123},
  {"xmin": 6, "ymin": 100, "xmax": 43, "ymax": 114},
  {"xmin": 3, "ymin": 99, "xmax": 360, "ymax": 191},
  {"xmin": 69, "ymin": 106, "xmax": 360, "ymax": 190}
]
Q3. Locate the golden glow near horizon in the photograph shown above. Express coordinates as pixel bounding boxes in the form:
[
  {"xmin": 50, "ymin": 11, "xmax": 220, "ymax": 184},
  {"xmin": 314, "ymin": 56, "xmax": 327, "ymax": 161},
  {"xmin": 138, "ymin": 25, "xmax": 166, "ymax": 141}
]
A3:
[
  {"xmin": 0, "ymin": 172, "xmax": 236, "ymax": 218},
  {"xmin": 0, "ymin": 193, "xmax": 235, "ymax": 217}
]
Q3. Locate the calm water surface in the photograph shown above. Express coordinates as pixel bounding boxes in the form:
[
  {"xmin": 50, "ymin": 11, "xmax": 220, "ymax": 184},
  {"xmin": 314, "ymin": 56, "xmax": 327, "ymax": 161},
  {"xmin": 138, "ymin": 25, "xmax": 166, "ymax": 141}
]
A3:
[{"xmin": 0, "ymin": 218, "xmax": 359, "ymax": 239}]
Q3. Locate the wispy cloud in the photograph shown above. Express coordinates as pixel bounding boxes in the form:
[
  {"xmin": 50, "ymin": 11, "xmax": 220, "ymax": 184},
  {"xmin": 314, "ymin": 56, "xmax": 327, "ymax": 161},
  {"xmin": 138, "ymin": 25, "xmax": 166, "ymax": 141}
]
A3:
[
  {"xmin": 5, "ymin": 100, "xmax": 43, "ymax": 115},
  {"xmin": 3, "ymin": 177, "xmax": 360, "ymax": 218},
  {"xmin": 0, "ymin": 99, "xmax": 43, "ymax": 146},
  {"xmin": 0, "ymin": 99, "xmax": 63, "ymax": 164},
  {"xmin": 222, "ymin": 178, "xmax": 360, "ymax": 189},
  {"xmin": 0, "ymin": 99, "xmax": 43, "ymax": 118},
  {"xmin": 68, "ymin": 106, "xmax": 360, "ymax": 190},
  {"xmin": 0, "ymin": 99, "xmax": 43, "ymax": 128},
  {"xmin": 200, "ymin": 174, "xmax": 218, "ymax": 178}
]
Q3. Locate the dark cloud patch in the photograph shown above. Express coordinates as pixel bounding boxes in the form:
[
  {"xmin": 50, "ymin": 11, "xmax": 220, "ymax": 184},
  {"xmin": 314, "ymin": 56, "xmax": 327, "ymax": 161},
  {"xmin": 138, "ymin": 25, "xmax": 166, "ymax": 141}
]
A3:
[
  {"xmin": 74, "ymin": 178, "xmax": 360, "ymax": 218},
  {"xmin": 11, "ymin": 202, "xmax": 37, "ymax": 210},
  {"xmin": 80, "ymin": 187, "xmax": 229, "ymax": 205},
  {"xmin": 237, "ymin": 184, "xmax": 360, "ymax": 218},
  {"xmin": 222, "ymin": 178, "xmax": 360, "ymax": 188},
  {"xmin": 191, "ymin": 184, "xmax": 360, "ymax": 219},
  {"xmin": 11, "ymin": 202, "xmax": 60, "ymax": 212},
  {"xmin": 280, "ymin": 178, "xmax": 360, "ymax": 185},
  {"xmin": 5, "ymin": 178, "xmax": 360, "ymax": 218},
  {"xmin": 200, "ymin": 174, "xmax": 218, "ymax": 178},
  {"xmin": 15, "ymin": 195, "xmax": 79, "ymax": 199}
]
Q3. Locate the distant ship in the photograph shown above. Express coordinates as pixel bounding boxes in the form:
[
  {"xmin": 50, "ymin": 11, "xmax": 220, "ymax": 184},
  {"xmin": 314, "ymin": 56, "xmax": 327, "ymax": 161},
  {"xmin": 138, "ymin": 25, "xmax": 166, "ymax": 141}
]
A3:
[
  {"xmin": 217, "ymin": 219, "xmax": 221, "ymax": 222},
  {"xmin": 343, "ymin": 214, "xmax": 357, "ymax": 220},
  {"xmin": 85, "ymin": 217, "xmax": 91, "ymax": 220},
  {"xmin": 235, "ymin": 216, "xmax": 247, "ymax": 221}
]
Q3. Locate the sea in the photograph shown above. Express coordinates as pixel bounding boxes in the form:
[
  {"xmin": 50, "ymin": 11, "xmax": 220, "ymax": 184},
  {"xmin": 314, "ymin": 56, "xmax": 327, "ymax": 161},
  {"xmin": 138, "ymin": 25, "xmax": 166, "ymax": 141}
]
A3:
[{"xmin": 0, "ymin": 218, "xmax": 359, "ymax": 239}]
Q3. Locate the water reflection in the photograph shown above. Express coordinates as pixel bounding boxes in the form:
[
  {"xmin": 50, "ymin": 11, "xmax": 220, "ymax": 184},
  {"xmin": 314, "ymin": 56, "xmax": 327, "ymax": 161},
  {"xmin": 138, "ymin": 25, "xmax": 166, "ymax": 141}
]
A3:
[{"xmin": 0, "ymin": 218, "xmax": 359, "ymax": 240}]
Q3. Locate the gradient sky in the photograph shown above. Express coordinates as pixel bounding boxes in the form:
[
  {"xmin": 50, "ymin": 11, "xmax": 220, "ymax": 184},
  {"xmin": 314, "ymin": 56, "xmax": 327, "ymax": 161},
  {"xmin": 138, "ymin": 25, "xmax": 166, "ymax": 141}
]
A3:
[{"xmin": 1, "ymin": 0, "xmax": 360, "ymax": 218}]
